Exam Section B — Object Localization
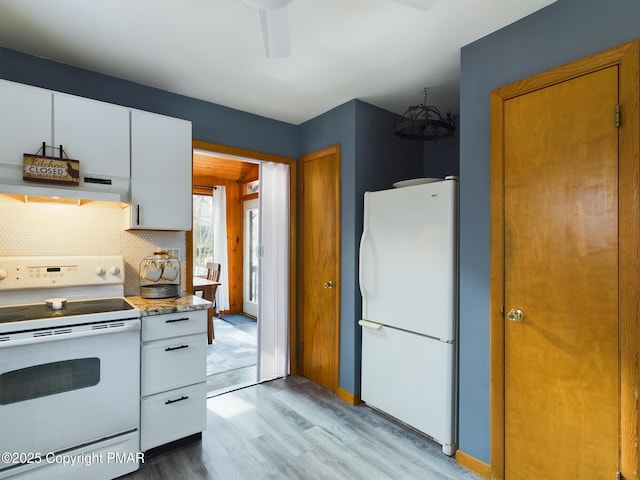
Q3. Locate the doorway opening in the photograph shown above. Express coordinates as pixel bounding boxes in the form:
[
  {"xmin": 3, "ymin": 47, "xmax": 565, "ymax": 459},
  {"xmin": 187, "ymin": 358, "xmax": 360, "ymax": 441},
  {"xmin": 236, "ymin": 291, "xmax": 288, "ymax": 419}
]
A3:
[{"xmin": 188, "ymin": 143, "xmax": 293, "ymax": 398}]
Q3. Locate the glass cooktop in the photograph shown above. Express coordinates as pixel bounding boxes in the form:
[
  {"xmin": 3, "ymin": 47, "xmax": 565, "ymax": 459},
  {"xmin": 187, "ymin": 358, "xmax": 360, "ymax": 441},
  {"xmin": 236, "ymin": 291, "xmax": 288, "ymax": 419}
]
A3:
[{"xmin": 0, "ymin": 298, "xmax": 134, "ymax": 324}]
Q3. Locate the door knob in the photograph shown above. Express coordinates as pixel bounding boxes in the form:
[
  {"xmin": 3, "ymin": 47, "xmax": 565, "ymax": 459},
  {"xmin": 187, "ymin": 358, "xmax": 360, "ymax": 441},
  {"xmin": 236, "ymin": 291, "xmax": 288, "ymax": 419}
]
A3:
[
  {"xmin": 507, "ymin": 308, "xmax": 525, "ymax": 323},
  {"xmin": 323, "ymin": 281, "xmax": 334, "ymax": 289}
]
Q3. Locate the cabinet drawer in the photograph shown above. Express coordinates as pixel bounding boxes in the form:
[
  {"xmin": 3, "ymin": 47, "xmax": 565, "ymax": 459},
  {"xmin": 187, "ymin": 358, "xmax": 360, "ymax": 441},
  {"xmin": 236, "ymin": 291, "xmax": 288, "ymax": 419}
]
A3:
[
  {"xmin": 141, "ymin": 382, "xmax": 206, "ymax": 451},
  {"xmin": 142, "ymin": 310, "xmax": 207, "ymax": 342},
  {"xmin": 142, "ymin": 334, "xmax": 206, "ymax": 396}
]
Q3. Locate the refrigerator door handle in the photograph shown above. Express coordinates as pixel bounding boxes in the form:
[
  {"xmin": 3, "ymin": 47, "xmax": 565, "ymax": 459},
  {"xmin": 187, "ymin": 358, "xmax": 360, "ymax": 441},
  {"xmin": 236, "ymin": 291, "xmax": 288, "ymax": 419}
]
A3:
[
  {"xmin": 358, "ymin": 319, "xmax": 382, "ymax": 330},
  {"xmin": 359, "ymin": 229, "xmax": 370, "ymax": 299}
]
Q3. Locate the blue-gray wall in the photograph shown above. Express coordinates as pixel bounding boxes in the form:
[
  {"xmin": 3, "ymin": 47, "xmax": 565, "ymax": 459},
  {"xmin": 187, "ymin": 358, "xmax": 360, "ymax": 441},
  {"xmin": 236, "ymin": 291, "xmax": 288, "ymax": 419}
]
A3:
[
  {"xmin": 299, "ymin": 99, "xmax": 423, "ymax": 393},
  {"xmin": 458, "ymin": 0, "xmax": 640, "ymax": 463},
  {"xmin": 423, "ymin": 114, "xmax": 459, "ymax": 179}
]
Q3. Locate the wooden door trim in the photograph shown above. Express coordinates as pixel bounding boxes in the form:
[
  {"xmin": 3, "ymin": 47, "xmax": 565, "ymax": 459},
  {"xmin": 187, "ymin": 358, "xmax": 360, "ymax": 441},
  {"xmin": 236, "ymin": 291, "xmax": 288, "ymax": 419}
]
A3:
[
  {"xmin": 188, "ymin": 140, "xmax": 298, "ymax": 373},
  {"xmin": 489, "ymin": 40, "xmax": 639, "ymax": 480},
  {"xmin": 298, "ymin": 144, "xmax": 341, "ymax": 392}
]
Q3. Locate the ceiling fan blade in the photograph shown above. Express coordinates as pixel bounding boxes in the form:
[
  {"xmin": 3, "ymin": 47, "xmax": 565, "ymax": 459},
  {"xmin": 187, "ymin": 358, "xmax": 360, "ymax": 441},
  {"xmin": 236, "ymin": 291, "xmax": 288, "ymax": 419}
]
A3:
[
  {"xmin": 393, "ymin": 0, "xmax": 436, "ymax": 10},
  {"xmin": 243, "ymin": 0, "xmax": 291, "ymax": 8},
  {"xmin": 258, "ymin": 6, "xmax": 290, "ymax": 58}
]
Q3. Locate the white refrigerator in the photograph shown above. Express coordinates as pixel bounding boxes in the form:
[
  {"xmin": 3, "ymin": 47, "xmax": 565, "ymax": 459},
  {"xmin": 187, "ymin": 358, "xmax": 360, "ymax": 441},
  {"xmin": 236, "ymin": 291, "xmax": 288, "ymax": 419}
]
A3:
[{"xmin": 359, "ymin": 178, "xmax": 458, "ymax": 455}]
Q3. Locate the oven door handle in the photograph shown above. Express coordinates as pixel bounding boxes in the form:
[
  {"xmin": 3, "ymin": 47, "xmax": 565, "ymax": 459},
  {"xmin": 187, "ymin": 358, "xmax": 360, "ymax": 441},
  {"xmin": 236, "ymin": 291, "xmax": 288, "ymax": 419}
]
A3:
[{"xmin": 0, "ymin": 320, "xmax": 141, "ymax": 349}]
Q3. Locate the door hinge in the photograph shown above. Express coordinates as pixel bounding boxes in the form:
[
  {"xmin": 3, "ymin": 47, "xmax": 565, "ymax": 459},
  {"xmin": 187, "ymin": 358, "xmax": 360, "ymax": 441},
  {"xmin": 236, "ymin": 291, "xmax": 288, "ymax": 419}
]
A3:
[
  {"xmin": 615, "ymin": 104, "xmax": 621, "ymax": 128},
  {"xmin": 300, "ymin": 182, "xmax": 304, "ymax": 192},
  {"xmin": 500, "ymin": 305, "xmax": 505, "ymax": 315},
  {"xmin": 616, "ymin": 471, "xmax": 622, "ymax": 480},
  {"xmin": 299, "ymin": 342, "xmax": 304, "ymax": 354}
]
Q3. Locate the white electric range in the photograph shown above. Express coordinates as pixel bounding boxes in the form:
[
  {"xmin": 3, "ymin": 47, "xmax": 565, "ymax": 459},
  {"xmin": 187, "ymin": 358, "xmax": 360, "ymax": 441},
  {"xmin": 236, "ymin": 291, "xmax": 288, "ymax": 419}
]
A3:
[{"xmin": 0, "ymin": 256, "xmax": 141, "ymax": 480}]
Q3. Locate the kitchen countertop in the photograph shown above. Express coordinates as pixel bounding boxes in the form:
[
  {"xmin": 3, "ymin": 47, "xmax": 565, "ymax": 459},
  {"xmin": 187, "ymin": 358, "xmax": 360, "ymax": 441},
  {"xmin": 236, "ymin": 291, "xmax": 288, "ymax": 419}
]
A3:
[{"xmin": 126, "ymin": 293, "xmax": 212, "ymax": 316}]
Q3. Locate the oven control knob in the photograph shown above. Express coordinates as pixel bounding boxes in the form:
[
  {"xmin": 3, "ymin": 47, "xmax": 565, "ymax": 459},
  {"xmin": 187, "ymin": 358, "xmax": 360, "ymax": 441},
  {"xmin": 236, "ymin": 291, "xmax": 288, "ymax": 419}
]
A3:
[
  {"xmin": 95, "ymin": 266, "xmax": 106, "ymax": 276},
  {"xmin": 109, "ymin": 265, "xmax": 121, "ymax": 275},
  {"xmin": 0, "ymin": 269, "xmax": 6, "ymax": 281}
]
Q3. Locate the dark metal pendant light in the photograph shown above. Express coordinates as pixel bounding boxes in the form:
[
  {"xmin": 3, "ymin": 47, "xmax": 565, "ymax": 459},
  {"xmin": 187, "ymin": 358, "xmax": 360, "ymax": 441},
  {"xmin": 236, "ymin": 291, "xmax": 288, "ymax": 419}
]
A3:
[{"xmin": 393, "ymin": 89, "xmax": 455, "ymax": 142}]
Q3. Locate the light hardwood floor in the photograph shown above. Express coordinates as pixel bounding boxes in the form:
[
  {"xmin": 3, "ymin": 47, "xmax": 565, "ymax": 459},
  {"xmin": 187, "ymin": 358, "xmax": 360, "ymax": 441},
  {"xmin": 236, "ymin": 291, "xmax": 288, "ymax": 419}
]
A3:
[
  {"xmin": 206, "ymin": 317, "xmax": 258, "ymax": 396},
  {"xmin": 207, "ymin": 364, "xmax": 256, "ymax": 395},
  {"xmin": 124, "ymin": 376, "xmax": 481, "ymax": 480}
]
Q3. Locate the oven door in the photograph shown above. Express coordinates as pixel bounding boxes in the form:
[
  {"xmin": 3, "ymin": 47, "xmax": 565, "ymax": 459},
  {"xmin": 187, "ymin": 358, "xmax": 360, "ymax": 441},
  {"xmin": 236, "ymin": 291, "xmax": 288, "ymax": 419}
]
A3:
[{"xmin": 0, "ymin": 319, "xmax": 140, "ymax": 473}]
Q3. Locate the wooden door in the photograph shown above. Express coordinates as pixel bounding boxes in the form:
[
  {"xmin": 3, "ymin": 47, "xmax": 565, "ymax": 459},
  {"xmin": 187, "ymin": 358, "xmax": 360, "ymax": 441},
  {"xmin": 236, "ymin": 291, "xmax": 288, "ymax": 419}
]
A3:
[
  {"xmin": 299, "ymin": 145, "xmax": 340, "ymax": 392},
  {"xmin": 492, "ymin": 41, "xmax": 638, "ymax": 480},
  {"xmin": 505, "ymin": 66, "xmax": 618, "ymax": 479}
]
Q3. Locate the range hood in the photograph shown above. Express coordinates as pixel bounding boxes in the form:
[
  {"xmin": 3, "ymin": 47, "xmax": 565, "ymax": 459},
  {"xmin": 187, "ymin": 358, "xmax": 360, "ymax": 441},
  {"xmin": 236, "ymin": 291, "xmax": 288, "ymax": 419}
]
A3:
[{"xmin": 0, "ymin": 164, "xmax": 130, "ymax": 204}]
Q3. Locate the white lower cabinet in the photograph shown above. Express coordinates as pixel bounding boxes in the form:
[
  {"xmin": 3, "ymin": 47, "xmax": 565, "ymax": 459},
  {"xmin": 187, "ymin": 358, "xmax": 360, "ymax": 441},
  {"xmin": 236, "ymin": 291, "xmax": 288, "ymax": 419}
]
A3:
[
  {"xmin": 140, "ymin": 310, "xmax": 207, "ymax": 451},
  {"xmin": 141, "ymin": 383, "xmax": 207, "ymax": 452}
]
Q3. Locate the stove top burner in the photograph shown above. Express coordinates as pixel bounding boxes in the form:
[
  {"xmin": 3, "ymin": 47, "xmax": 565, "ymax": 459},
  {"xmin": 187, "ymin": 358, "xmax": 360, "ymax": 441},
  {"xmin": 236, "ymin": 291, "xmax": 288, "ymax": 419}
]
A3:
[
  {"xmin": 0, "ymin": 314, "xmax": 29, "ymax": 322},
  {"xmin": 0, "ymin": 306, "xmax": 32, "ymax": 323},
  {"xmin": 0, "ymin": 298, "xmax": 134, "ymax": 324}
]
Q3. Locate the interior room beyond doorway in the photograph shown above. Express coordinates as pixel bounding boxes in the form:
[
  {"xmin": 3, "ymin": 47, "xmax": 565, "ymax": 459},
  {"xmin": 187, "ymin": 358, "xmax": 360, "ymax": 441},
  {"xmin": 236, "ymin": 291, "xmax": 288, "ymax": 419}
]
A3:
[{"xmin": 189, "ymin": 150, "xmax": 260, "ymax": 396}]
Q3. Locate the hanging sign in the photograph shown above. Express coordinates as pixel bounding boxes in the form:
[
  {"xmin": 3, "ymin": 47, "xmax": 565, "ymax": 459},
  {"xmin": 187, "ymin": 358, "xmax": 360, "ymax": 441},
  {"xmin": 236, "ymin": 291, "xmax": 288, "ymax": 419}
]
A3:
[{"xmin": 22, "ymin": 144, "xmax": 80, "ymax": 186}]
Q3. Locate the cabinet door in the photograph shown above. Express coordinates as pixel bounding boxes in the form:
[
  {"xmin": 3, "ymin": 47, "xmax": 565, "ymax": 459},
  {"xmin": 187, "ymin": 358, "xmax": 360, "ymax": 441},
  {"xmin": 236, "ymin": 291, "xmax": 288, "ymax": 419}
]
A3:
[
  {"xmin": 53, "ymin": 93, "xmax": 130, "ymax": 178},
  {"xmin": 0, "ymin": 80, "xmax": 52, "ymax": 168},
  {"xmin": 130, "ymin": 110, "xmax": 192, "ymax": 230}
]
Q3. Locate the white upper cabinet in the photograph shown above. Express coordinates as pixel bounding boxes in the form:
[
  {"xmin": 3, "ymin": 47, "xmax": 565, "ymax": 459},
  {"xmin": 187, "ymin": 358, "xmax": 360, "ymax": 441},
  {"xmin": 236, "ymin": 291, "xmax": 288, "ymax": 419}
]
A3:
[
  {"xmin": 128, "ymin": 109, "xmax": 192, "ymax": 231},
  {"xmin": 0, "ymin": 79, "xmax": 192, "ymax": 230},
  {"xmin": 0, "ymin": 80, "xmax": 52, "ymax": 166},
  {"xmin": 53, "ymin": 93, "xmax": 130, "ymax": 178},
  {"xmin": 0, "ymin": 80, "xmax": 130, "ymax": 186}
]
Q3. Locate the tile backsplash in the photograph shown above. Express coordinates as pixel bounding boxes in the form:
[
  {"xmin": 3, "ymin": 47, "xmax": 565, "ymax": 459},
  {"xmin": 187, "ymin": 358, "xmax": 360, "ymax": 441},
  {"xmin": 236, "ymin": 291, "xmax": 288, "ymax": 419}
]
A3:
[{"xmin": 0, "ymin": 196, "xmax": 186, "ymax": 295}]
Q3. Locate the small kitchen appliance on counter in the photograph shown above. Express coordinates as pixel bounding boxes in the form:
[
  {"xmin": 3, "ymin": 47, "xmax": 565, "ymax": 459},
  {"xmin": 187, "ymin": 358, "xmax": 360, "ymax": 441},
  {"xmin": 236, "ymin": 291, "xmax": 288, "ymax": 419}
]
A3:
[
  {"xmin": 0, "ymin": 255, "xmax": 141, "ymax": 479},
  {"xmin": 139, "ymin": 251, "xmax": 181, "ymax": 299}
]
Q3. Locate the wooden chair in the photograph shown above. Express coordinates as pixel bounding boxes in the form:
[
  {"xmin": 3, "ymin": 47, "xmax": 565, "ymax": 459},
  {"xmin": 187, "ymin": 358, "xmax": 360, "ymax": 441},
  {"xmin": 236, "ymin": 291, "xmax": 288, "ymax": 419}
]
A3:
[
  {"xmin": 206, "ymin": 262, "xmax": 221, "ymax": 308},
  {"xmin": 193, "ymin": 262, "xmax": 221, "ymax": 344}
]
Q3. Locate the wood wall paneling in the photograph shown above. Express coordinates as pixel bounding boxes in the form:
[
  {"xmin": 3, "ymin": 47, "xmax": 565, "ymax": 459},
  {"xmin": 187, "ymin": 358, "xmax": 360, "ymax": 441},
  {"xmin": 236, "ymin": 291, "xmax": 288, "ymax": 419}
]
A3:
[
  {"xmin": 192, "ymin": 148, "xmax": 261, "ymax": 315},
  {"xmin": 192, "ymin": 176, "xmax": 243, "ymax": 315}
]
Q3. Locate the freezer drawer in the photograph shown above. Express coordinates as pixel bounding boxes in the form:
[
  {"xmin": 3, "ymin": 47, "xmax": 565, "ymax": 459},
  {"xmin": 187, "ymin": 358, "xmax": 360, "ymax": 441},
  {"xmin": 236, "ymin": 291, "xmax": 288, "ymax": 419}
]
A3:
[{"xmin": 361, "ymin": 323, "xmax": 457, "ymax": 455}]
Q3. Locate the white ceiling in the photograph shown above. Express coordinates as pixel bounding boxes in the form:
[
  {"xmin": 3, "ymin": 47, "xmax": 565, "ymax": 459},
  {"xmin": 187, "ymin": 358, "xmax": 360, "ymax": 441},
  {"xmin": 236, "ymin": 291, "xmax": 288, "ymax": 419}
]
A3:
[{"xmin": 0, "ymin": 0, "xmax": 556, "ymax": 125}]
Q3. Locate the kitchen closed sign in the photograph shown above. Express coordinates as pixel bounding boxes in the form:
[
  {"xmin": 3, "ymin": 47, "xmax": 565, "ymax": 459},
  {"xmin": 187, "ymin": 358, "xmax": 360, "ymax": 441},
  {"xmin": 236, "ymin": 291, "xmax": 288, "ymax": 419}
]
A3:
[{"xmin": 23, "ymin": 154, "xmax": 80, "ymax": 186}]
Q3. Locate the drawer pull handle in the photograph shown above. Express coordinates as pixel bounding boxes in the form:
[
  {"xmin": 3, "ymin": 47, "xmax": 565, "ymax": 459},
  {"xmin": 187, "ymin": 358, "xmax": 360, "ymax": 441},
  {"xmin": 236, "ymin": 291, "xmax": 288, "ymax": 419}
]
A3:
[
  {"xmin": 165, "ymin": 395, "xmax": 189, "ymax": 405},
  {"xmin": 165, "ymin": 317, "xmax": 190, "ymax": 323},
  {"xmin": 165, "ymin": 344, "xmax": 189, "ymax": 352}
]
